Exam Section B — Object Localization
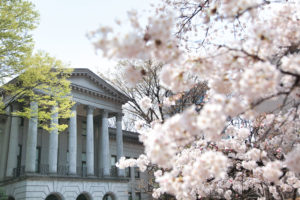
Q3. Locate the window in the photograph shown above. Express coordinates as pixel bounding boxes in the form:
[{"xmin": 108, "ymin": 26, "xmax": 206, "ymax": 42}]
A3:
[
  {"xmin": 125, "ymin": 167, "xmax": 130, "ymax": 178},
  {"xmin": 82, "ymin": 120, "xmax": 86, "ymax": 136},
  {"xmin": 135, "ymin": 192, "xmax": 141, "ymax": 200},
  {"xmin": 134, "ymin": 167, "xmax": 140, "ymax": 179},
  {"xmin": 17, "ymin": 145, "xmax": 22, "ymax": 168},
  {"xmin": 82, "ymin": 152, "xmax": 86, "ymax": 176},
  {"xmin": 111, "ymin": 155, "xmax": 117, "ymax": 167},
  {"xmin": 20, "ymin": 117, "xmax": 24, "ymax": 127},
  {"xmin": 0, "ymin": 122, "xmax": 4, "ymax": 135},
  {"xmin": 128, "ymin": 192, "xmax": 141, "ymax": 200},
  {"xmin": 15, "ymin": 145, "xmax": 22, "ymax": 176},
  {"xmin": 125, "ymin": 156, "xmax": 130, "ymax": 178},
  {"xmin": 35, "ymin": 147, "xmax": 41, "ymax": 172},
  {"xmin": 128, "ymin": 192, "xmax": 132, "ymax": 200},
  {"xmin": 134, "ymin": 157, "xmax": 140, "ymax": 178}
]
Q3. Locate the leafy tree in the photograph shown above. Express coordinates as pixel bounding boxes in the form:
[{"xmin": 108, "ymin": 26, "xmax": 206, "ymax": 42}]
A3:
[
  {"xmin": 0, "ymin": 0, "xmax": 39, "ymax": 83},
  {"xmin": 3, "ymin": 52, "xmax": 73, "ymax": 131},
  {"xmin": 0, "ymin": 0, "xmax": 73, "ymax": 131}
]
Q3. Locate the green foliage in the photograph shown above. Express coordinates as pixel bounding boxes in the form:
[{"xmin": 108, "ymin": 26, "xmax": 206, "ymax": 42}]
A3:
[
  {"xmin": 0, "ymin": 187, "xmax": 7, "ymax": 200},
  {"xmin": 0, "ymin": 0, "xmax": 39, "ymax": 84},
  {"xmin": 0, "ymin": 1, "xmax": 73, "ymax": 132},
  {"xmin": 3, "ymin": 52, "xmax": 74, "ymax": 132}
]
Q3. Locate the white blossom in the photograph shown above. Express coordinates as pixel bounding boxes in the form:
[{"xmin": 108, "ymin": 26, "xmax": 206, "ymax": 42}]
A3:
[
  {"xmin": 262, "ymin": 161, "xmax": 283, "ymax": 184},
  {"xmin": 139, "ymin": 96, "xmax": 152, "ymax": 110}
]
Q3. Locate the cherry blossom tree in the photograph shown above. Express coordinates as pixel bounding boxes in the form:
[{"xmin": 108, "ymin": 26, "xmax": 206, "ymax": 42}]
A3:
[
  {"xmin": 90, "ymin": 0, "xmax": 300, "ymax": 199},
  {"xmin": 102, "ymin": 60, "xmax": 207, "ymax": 129}
]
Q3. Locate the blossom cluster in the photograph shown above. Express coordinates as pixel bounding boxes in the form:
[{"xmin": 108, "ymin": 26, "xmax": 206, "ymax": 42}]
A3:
[{"xmin": 92, "ymin": 0, "xmax": 300, "ymax": 199}]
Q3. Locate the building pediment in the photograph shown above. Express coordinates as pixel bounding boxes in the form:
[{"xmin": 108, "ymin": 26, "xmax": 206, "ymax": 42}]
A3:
[{"xmin": 70, "ymin": 68, "xmax": 129, "ymax": 104}]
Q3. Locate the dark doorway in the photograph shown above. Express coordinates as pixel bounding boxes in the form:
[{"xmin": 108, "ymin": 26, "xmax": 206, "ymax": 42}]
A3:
[
  {"xmin": 103, "ymin": 194, "xmax": 114, "ymax": 200},
  {"xmin": 76, "ymin": 194, "xmax": 89, "ymax": 200},
  {"xmin": 45, "ymin": 194, "xmax": 60, "ymax": 200}
]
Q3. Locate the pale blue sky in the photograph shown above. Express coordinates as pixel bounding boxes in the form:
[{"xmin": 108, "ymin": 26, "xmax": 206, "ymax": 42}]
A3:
[{"xmin": 30, "ymin": 0, "xmax": 155, "ymax": 74}]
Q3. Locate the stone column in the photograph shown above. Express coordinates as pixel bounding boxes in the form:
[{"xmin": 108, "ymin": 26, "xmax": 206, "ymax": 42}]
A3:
[
  {"xmin": 6, "ymin": 105, "xmax": 21, "ymax": 177},
  {"xmin": 86, "ymin": 105, "xmax": 95, "ymax": 176},
  {"xmin": 48, "ymin": 106, "xmax": 58, "ymax": 174},
  {"xmin": 98, "ymin": 117, "xmax": 102, "ymax": 176},
  {"xmin": 101, "ymin": 110, "xmax": 110, "ymax": 176},
  {"xmin": 25, "ymin": 101, "xmax": 38, "ymax": 173},
  {"xmin": 0, "ymin": 106, "xmax": 11, "ymax": 179},
  {"xmin": 68, "ymin": 103, "xmax": 77, "ymax": 175},
  {"xmin": 130, "ymin": 166, "xmax": 136, "ymax": 200},
  {"xmin": 116, "ymin": 113, "xmax": 125, "ymax": 177}
]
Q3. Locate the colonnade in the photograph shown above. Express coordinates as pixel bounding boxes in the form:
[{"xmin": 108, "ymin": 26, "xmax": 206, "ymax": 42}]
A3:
[{"xmin": 5, "ymin": 102, "xmax": 125, "ymax": 178}]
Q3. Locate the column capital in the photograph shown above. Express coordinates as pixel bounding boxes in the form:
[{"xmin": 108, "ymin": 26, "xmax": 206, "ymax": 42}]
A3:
[
  {"xmin": 71, "ymin": 102, "xmax": 79, "ymax": 111},
  {"xmin": 86, "ymin": 105, "xmax": 95, "ymax": 115},
  {"xmin": 29, "ymin": 101, "xmax": 38, "ymax": 118},
  {"xmin": 101, "ymin": 110, "xmax": 109, "ymax": 118},
  {"xmin": 116, "ymin": 113, "xmax": 123, "ymax": 121}
]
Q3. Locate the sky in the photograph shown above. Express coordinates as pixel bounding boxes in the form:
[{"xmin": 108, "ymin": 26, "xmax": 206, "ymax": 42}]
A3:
[{"xmin": 30, "ymin": 0, "xmax": 155, "ymax": 75}]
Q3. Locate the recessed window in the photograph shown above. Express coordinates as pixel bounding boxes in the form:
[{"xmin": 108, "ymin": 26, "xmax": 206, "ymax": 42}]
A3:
[
  {"xmin": 134, "ymin": 157, "xmax": 140, "ymax": 178},
  {"xmin": 82, "ymin": 120, "xmax": 86, "ymax": 136},
  {"xmin": 134, "ymin": 167, "xmax": 140, "ymax": 179},
  {"xmin": 82, "ymin": 152, "xmax": 86, "ymax": 177},
  {"xmin": 111, "ymin": 155, "xmax": 117, "ymax": 167},
  {"xmin": 128, "ymin": 192, "xmax": 132, "ymax": 200},
  {"xmin": 125, "ymin": 156, "xmax": 131, "ymax": 178},
  {"xmin": 135, "ymin": 192, "xmax": 141, "ymax": 200},
  {"xmin": 35, "ymin": 147, "xmax": 41, "ymax": 173},
  {"xmin": 66, "ymin": 151, "xmax": 69, "ymax": 165}
]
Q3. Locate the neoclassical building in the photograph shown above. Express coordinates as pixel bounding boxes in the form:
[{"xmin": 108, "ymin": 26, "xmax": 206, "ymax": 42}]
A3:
[{"xmin": 0, "ymin": 68, "xmax": 149, "ymax": 200}]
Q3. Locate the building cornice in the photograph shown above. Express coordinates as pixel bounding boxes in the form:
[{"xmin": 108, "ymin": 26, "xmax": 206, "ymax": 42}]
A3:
[
  {"xmin": 71, "ymin": 83, "xmax": 125, "ymax": 104},
  {"xmin": 71, "ymin": 68, "xmax": 129, "ymax": 104}
]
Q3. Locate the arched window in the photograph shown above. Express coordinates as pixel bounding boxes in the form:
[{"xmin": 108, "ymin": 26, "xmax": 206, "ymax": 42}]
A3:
[
  {"xmin": 45, "ymin": 194, "xmax": 61, "ymax": 200},
  {"xmin": 103, "ymin": 193, "xmax": 114, "ymax": 200},
  {"xmin": 76, "ymin": 194, "xmax": 89, "ymax": 200}
]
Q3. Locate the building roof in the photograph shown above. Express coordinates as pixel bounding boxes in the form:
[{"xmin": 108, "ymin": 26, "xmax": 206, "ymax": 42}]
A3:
[{"xmin": 71, "ymin": 68, "xmax": 129, "ymax": 104}]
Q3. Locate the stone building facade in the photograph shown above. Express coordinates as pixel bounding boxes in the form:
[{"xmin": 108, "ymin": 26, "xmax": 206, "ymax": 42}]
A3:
[{"xmin": 0, "ymin": 68, "xmax": 150, "ymax": 200}]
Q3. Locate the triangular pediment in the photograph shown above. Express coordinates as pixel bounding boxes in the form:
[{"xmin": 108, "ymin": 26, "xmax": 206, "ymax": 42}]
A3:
[{"xmin": 70, "ymin": 68, "xmax": 128, "ymax": 104}]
